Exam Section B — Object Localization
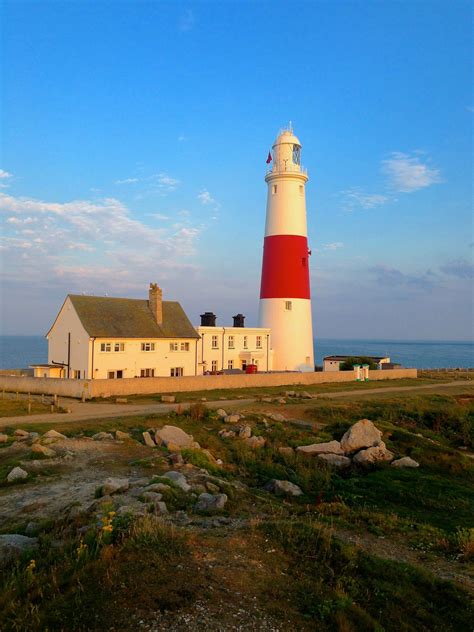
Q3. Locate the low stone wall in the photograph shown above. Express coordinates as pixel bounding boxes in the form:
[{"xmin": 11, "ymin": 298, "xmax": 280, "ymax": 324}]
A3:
[{"xmin": 0, "ymin": 368, "xmax": 417, "ymax": 399}]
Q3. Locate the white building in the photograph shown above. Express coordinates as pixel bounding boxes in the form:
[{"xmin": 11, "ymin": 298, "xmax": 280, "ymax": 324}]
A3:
[
  {"xmin": 323, "ymin": 355, "xmax": 391, "ymax": 372},
  {"xmin": 32, "ymin": 284, "xmax": 199, "ymax": 379},
  {"xmin": 196, "ymin": 312, "xmax": 272, "ymax": 373}
]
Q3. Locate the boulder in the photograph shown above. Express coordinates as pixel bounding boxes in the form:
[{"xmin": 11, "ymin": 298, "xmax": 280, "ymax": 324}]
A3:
[
  {"xmin": 28, "ymin": 432, "xmax": 40, "ymax": 443},
  {"xmin": 116, "ymin": 504, "xmax": 146, "ymax": 518},
  {"xmin": 278, "ymin": 446, "xmax": 294, "ymax": 456},
  {"xmin": 7, "ymin": 467, "xmax": 28, "ymax": 482},
  {"xmin": 268, "ymin": 413, "xmax": 286, "ymax": 422},
  {"xmin": 239, "ymin": 425, "xmax": 252, "ymax": 439},
  {"xmin": 353, "ymin": 444, "xmax": 394, "ymax": 466},
  {"xmin": 102, "ymin": 477, "xmax": 130, "ymax": 495},
  {"xmin": 0, "ymin": 434, "xmax": 8, "ymax": 443},
  {"xmin": 194, "ymin": 493, "xmax": 228, "ymax": 512},
  {"xmin": 142, "ymin": 431, "xmax": 156, "ymax": 447},
  {"xmin": 153, "ymin": 501, "xmax": 169, "ymax": 514},
  {"xmin": 141, "ymin": 491, "xmax": 163, "ymax": 503},
  {"xmin": 169, "ymin": 452, "xmax": 184, "ymax": 465},
  {"xmin": 296, "ymin": 440, "xmax": 344, "ymax": 456},
  {"xmin": 206, "ymin": 482, "xmax": 220, "ymax": 493},
  {"xmin": 299, "ymin": 391, "xmax": 313, "ymax": 399},
  {"xmin": 245, "ymin": 436, "xmax": 266, "ymax": 449},
  {"xmin": 155, "ymin": 425, "xmax": 194, "ymax": 449},
  {"xmin": 144, "ymin": 483, "xmax": 170, "ymax": 493},
  {"xmin": 161, "ymin": 395, "xmax": 176, "ymax": 403},
  {"xmin": 316, "ymin": 454, "xmax": 351, "ymax": 468},
  {"xmin": 0, "ymin": 534, "xmax": 38, "ymax": 563},
  {"xmin": 391, "ymin": 456, "xmax": 420, "ymax": 468},
  {"xmin": 216, "ymin": 409, "xmax": 227, "ymax": 418},
  {"xmin": 43, "ymin": 429, "xmax": 67, "ymax": 440},
  {"xmin": 14, "ymin": 429, "xmax": 29, "ymax": 438},
  {"xmin": 283, "ymin": 390, "xmax": 296, "ymax": 397},
  {"xmin": 163, "ymin": 471, "xmax": 191, "ymax": 492},
  {"xmin": 92, "ymin": 432, "xmax": 114, "ymax": 441},
  {"xmin": 218, "ymin": 430, "xmax": 236, "ymax": 439},
  {"xmin": 224, "ymin": 414, "xmax": 241, "ymax": 424},
  {"xmin": 31, "ymin": 443, "xmax": 56, "ymax": 458},
  {"xmin": 340, "ymin": 419, "xmax": 383, "ymax": 453},
  {"xmin": 264, "ymin": 479, "xmax": 303, "ymax": 497},
  {"xmin": 115, "ymin": 430, "xmax": 130, "ymax": 440}
]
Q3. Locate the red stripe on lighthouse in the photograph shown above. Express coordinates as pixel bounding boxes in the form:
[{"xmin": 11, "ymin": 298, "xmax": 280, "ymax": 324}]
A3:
[{"xmin": 260, "ymin": 234, "xmax": 311, "ymax": 299}]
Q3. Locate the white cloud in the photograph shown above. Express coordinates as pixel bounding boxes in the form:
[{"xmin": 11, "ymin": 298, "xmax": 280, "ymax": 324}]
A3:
[
  {"xmin": 178, "ymin": 133, "xmax": 187, "ymax": 142},
  {"xmin": 197, "ymin": 189, "xmax": 218, "ymax": 206},
  {"xmin": 115, "ymin": 177, "xmax": 140, "ymax": 185},
  {"xmin": 340, "ymin": 188, "xmax": 389, "ymax": 212},
  {"xmin": 323, "ymin": 242, "xmax": 344, "ymax": 251},
  {"xmin": 382, "ymin": 152, "xmax": 442, "ymax": 193},
  {"xmin": 115, "ymin": 172, "xmax": 180, "ymax": 193},
  {"xmin": 0, "ymin": 170, "xmax": 12, "ymax": 179}
]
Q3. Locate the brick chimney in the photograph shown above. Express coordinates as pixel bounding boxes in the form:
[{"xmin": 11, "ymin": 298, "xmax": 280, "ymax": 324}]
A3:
[{"xmin": 148, "ymin": 283, "xmax": 163, "ymax": 325}]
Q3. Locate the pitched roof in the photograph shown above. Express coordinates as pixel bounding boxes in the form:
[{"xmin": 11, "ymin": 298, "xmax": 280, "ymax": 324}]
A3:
[{"xmin": 68, "ymin": 295, "xmax": 199, "ymax": 339}]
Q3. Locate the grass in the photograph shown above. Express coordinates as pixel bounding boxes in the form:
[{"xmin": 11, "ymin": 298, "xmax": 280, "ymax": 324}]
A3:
[{"xmin": 0, "ymin": 398, "xmax": 54, "ymax": 418}]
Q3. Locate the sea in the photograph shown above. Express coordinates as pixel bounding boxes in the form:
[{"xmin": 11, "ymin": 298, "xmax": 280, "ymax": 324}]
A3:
[{"xmin": 0, "ymin": 335, "xmax": 472, "ymax": 370}]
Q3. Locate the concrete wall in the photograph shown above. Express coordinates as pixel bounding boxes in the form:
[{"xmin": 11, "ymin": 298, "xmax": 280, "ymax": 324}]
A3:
[{"xmin": 0, "ymin": 368, "xmax": 417, "ymax": 399}]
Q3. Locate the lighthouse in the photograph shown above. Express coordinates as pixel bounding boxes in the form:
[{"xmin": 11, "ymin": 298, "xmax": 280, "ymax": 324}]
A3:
[{"xmin": 258, "ymin": 127, "xmax": 314, "ymax": 372}]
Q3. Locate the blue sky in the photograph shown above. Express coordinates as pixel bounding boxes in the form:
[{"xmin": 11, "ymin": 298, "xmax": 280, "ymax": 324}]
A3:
[{"xmin": 1, "ymin": 0, "xmax": 472, "ymax": 340}]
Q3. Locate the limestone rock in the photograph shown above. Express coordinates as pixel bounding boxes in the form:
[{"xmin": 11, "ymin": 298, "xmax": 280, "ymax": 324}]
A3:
[
  {"xmin": 0, "ymin": 534, "xmax": 38, "ymax": 562},
  {"xmin": 216, "ymin": 409, "xmax": 227, "ymax": 418},
  {"xmin": 0, "ymin": 434, "xmax": 8, "ymax": 443},
  {"xmin": 194, "ymin": 493, "xmax": 228, "ymax": 512},
  {"xmin": 239, "ymin": 425, "xmax": 252, "ymax": 439},
  {"xmin": 115, "ymin": 430, "xmax": 130, "ymax": 440},
  {"xmin": 161, "ymin": 395, "xmax": 176, "ymax": 403},
  {"xmin": 155, "ymin": 425, "xmax": 194, "ymax": 449},
  {"xmin": 296, "ymin": 441, "xmax": 344, "ymax": 456},
  {"xmin": 245, "ymin": 436, "xmax": 266, "ymax": 449},
  {"xmin": 391, "ymin": 456, "xmax": 420, "ymax": 468},
  {"xmin": 7, "ymin": 467, "xmax": 28, "ymax": 482},
  {"xmin": 340, "ymin": 419, "xmax": 383, "ymax": 453},
  {"xmin": 283, "ymin": 390, "xmax": 296, "ymax": 397},
  {"xmin": 28, "ymin": 432, "xmax": 40, "ymax": 443},
  {"xmin": 316, "ymin": 454, "xmax": 351, "ymax": 468},
  {"xmin": 14, "ymin": 429, "xmax": 29, "ymax": 438},
  {"xmin": 145, "ymin": 483, "xmax": 171, "ymax": 493},
  {"xmin": 116, "ymin": 504, "xmax": 146, "ymax": 518},
  {"xmin": 92, "ymin": 432, "xmax": 114, "ymax": 441},
  {"xmin": 43, "ymin": 429, "xmax": 67, "ymax": 440},
  {"xmin": 224, "ymin": 414, "xmax": 241, "ymax": 424},
  {"xmin": 142, "ymin": 431, "xmax": 156, "ymax": 447},
  {"xmin": 141, "ymin": 491, "xmax": 163, "ymax": 503},
  {"xmin": 218, "ymin": 430, "xmax": 236, "ymax": 439},
  {"xmin": 276, "ymin": 398, "xmax": 286, "ymax": 404},
  {"xmin": 206, "ymin": 482, "xmax": 220, "ymax": 493},
  {"xmin": 264, "ymin": 479, "xmax": 303, "ymax": 497},
  {"xmin": 31, "ymin": 443, "xmax": 56, "ymax": 458},
  {"xmin": 353, "ymin": 444, "xmax": 394, "ymax": 465},
  {"xmin": 299, "ymin": 391, "xmax": 313, "ymax": 399},
  {"xmin": 163, "ymin": 471, "xmax": 191, "ymax": 492},
  {"xmin": 268, "ymin": 413, "xmax": 286, "ymax": 422},
  {"xmin": 153, "ymin": 501, "xmax": 169, "ymax": 514},
  {"xmin": 102, "ymin": 477, "xmax": 130, "ymax": 495}
]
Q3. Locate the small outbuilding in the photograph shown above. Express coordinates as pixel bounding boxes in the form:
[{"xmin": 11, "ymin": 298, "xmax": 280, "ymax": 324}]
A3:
[{"xmin": 323, "ymin": 355, "xmax": 391, "ymax": 372}]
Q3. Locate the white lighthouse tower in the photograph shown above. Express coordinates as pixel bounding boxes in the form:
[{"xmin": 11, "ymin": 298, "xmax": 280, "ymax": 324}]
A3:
[{"xmin": 258, "ymin": 126, "xmax": 314, "ymax": 372}]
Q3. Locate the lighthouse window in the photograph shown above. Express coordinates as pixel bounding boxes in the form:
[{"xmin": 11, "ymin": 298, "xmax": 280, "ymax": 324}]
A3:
[
  {"xmin": 292, "ymin": 145, "xmax": 301, "ymax": 165},
  {"xmin": 272, "ymin": 185, "xmax": 277, "ymax": 195},
  {"xmin": 285, "ymin": 301, "xmax": 292, "ymax": 311}
]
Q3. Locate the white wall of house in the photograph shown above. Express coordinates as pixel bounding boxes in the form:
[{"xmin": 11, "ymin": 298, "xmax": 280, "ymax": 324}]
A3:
[
  {"xmin": 91, "ymin": 338, "xmax": 198, "ymax": 379},
  {"xmin": 196, "ymin": 326, "xmax": 272, "ymax": 373},
  {"xmin": 47, "ymin": 297, "xmax": 91, "ymax": 379},
  {"xmin": 323, "ymin": 357, "xmax": 391, "ymax": 372}
]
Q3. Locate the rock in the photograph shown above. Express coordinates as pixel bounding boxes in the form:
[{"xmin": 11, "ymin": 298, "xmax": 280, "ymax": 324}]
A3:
[
  {"xmin": 0, "ymin": 534, "xmax": 38, "ymax": 563},
  {"xmin": 25, "ymin": 521, "xmax": 40, "ymax": 537},
  {"xmin": 92, "ymin": 432, "xmax": 114, "ymax": 441},
  {"xmin": 191, "ymin": 484, "xmax": 207, "ymax": 494},
  {"xmin": 278, "ymin": 446, "xmax": 294, "ymax": 456},
  {"xmin": 264, "ymin": 479, "xmax": 303, "ymax": 497},
  {"xmin": 224, "ymin": 414, "xmax": 241, "ymax": 423},
  {"xmin": 115, "ymin": 430, "xmax": 130, "ymax": 440},
  {"xmin": 194, "ymin": 493, "xmax": 228, "ymax": 512},
  {"xmin": 239, "ymin": 425, "xmax": 252, "ymax": 439},
  {"xmin": 216, "ymin": 409, "xmax": 227, "ymax": 418},
  {"xmin": 391, "ymin": 456, "xmax": 420, "ymax": 468},
  {"xmin": 340, "ymin": 419, "xmax": 383, "ymax": 453},
  {"xmin": 161, "ymin": 395, "xmax": 176, "ymax": 403},
  {"xmin": 268, "ymin": 413, "xmax": 286, "ymax": 422},
  {"xmin": 155, "ymin": 425, "xmax": 194, "ymax": 449},
  {"xmin": 353, "ymin": 444, "xmax": 394, "ymax": 466},
  {"xmin": 316, "ymin": 454, "xmax": 352, "ymax": 468},
  {"xmin": 276, "ymin": 398, "xmax": 286, "ymax": 404},
  {"xmin": 163, "ymin": 471, "xmax": 191, "ymax": 492},
  {"xmin": 7, "ymin": 467, "xmax": 28, "ymax": 482},
  {"xmin": 218, "ymin": 430, "xmax": 236, "ymax": 439},
  {"xmin": 116, "ymin": 504, "xmax": 146, "ymax": 518},
  {"xmin": 299, "ymin": 391, "xmax": 313, "ymax": 399},
  {"xmin": 144, "ymin": 483, "xmax": 171, "ymax": 493},
  {"xmin": 141, "ymin": 491, "xmax": 163, "ymax": 503},
  {"xmin": 116, "ymin": 398, "xmax": 128, "ymax": 404},
  {"xmin": 216, "ymin": 459, "xmax": 223, "ymax": 465},
  {"xmin": 31, "ymin": 443, "xmax": 56, "ymax": 458},
  {"xmin": 142, "ymin": 431, "xmax": 156, "ymax": 447},
  {"xmin": 206, "ymin": 482, "xmax": 220, "ymax": 493},
  {"xmin": 283, "ymin": 390, "xmax": 296, "ymax": 397},
  {"xmin": 296, "ymin": 441, "xmax": 344, "ymax": 456},
  {"xmin": 245, "ymin": 436, "xmax": 266, "ymax": 449},
  {"xmin": 43, "ymin": 429, "xmax": 67, "ymax": 440},
  {"xmin": 0, "ymin": 434, "xmax": 8, "ymax": 443},
  {"xmin": 14, "ymin": 429, "xmax": 29, "ymax": 438},
  {"xmin": 155, "ymin": 501, "xmax": 168, "ymax": 514},
  {"xmin": 28, "ymin": 432, "xmax": 40, "ymax": 443},
  {"xmin": 102, "ymin": 477, "xmax": 130, "ymax": 495},
  {"xmin": 169, "ymin": 452, "xmax": 184, "ymax": 465}
]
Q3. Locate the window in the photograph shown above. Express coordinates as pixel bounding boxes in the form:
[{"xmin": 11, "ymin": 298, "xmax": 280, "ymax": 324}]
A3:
[
  {"xmin": 140, "ymin": 368, "xmax": 155, "ymax": 377},
  {"xmin": 180, "ymin": 342, "xmax": 190, "ymax": 351},
  {"xmin": 228, "ymin": 335, "xmax": 234, "ymax": 349},
  {"xmin": 272, "ymin": 184, "xmax": 277, "ymax": 195},
  {"xmin": 211, "ymin": 335, "xmax": 219, "ymax": 349},
  {"xmin": 256, "ymin": 336, "xmax": 262, "ymax": 349},
  {"xmin": 114, "ymin": 342, "xmax": 125, "ymax": 352},
  {"xmin": 227, "ymin": 360, "xmax": 234, "ymax": 369},
  {"xmin": 211, "ymin": 360, "xmax": 218, "ymax": 372},
  {"xmin": 285, "ymin": 301, "xmax": 292, "ymax": 311},
  {"xmin": 141, "ymin": 342, "xmax": 155, "ymax": 351},
  {"xmin": 169, "ymin": 342, "xmax": 178, "ymax": 351},
  {"xmin": 107, "ymin": 371, "xmax": 115, "ymax": 379},
  {"xmin": 292, "ymin": 144, "xmax": 301, "ymax": 165},
  {"xmin": 243, "ymin": 336, "xmax": 248, "ymax": 349},
  {"xmin": 170, "ymin": 367, "xmax": 184, "ymax": 377},
  {"xmin": 101, "ymin": 343, "xmax": 111, "ymax": 352},
  {"xmin": 73, "ymin": 370, "xmax": 81, "ymax": 379}
]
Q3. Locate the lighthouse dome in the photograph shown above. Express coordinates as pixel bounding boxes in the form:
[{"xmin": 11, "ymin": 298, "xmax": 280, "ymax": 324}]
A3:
[{"xmin": 273, "ymin": 129, "xmax": 301, "ymax": 148}]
